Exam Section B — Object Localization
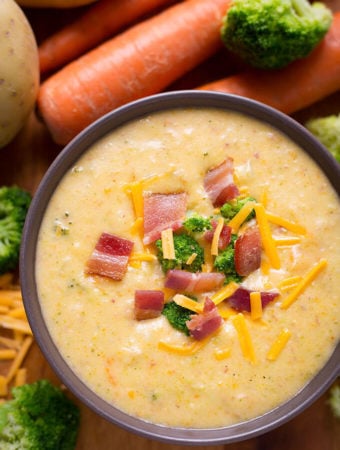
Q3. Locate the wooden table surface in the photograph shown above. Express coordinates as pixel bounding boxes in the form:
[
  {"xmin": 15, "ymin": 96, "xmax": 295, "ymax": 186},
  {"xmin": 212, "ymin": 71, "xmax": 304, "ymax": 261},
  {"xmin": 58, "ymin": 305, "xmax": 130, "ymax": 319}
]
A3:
[{"xmin": 1, "ymin": 2, "xmax": 340, "ymax": 449}]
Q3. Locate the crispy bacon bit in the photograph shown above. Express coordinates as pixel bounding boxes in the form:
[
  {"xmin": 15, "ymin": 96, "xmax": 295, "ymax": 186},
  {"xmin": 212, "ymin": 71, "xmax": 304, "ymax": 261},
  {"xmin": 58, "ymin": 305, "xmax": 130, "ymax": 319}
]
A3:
[
  {"xmin": 186, "ymin": 297, "xmax": 222, "ymax": 340},
  {"xmin": 143, "ymin": 192, "xmax": 187, "ymax": 245},
  {"xmin": 227, "ymin": 287, "xmax": 279, "ymax": 312},
  {"xmin": 204, "ymin": 220, "xmax": 232, "ymax": 250},
  {"xmin": 234, "ymin": 226, "xmax": 262, "ymax": 276},
  {"xmin": 164, "ymin": 269, "xmax": 225, "ymax": 293},
  {"xmin": 134, "ymin": 290, "xmax": 165, "ymax": 320},
  {"xmin": 204, "ymin": 158, "xmax": 239, "ymax": 207},
  {"xmin": 85, "ymin": 232, "xmax": 133, "ymax": 280}
]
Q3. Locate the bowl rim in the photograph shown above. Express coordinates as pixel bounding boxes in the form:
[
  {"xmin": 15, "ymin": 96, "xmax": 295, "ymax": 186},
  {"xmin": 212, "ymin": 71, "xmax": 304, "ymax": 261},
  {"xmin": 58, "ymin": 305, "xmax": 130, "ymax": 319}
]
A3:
[{"xmin": 20, "ymin": 90, "xmax": 340, "ymax": 445}]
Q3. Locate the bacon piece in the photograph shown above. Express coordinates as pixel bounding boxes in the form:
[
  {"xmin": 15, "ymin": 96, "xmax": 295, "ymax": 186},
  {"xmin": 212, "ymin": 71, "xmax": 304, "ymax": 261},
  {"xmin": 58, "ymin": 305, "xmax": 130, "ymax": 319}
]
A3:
[
  {"xmin": 85, "ymin": 232, "xmax": 133, "ymax": 280},
  {"xmin": 134, "ymin": 290, "xmax": 165, "ymax": 320},
  {"xmin": 143, "ymin": 192, "xmax": 187, "ymax": 245},
  {"xmin": 227, "ymin": 287, "xmax": 278, "ymax": 312},
  {"xmin": 204, "ymin": 220, "xmax": 232, "ymax": 250},
  {"xmin": 203, "ymin": 158, "xmax": 239, "ymax": 207},
  {"xmin": 234, "ymin": 226, "xmax": 262, "ymax": 276},
  {"xmin": 164, "ymin": 269, "xmax": 225, "ymax": 293},
  {"xmin": 186, "ymin": 297, "xmax": 222, "ymax": 340}
]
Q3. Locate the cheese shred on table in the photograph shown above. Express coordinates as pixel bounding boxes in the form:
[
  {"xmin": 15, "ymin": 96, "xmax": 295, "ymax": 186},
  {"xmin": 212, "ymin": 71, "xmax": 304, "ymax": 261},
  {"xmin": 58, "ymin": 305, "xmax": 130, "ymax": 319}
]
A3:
[{"xmin": 0, "ymin": 274, "xmax": 33, "ymax": 400}]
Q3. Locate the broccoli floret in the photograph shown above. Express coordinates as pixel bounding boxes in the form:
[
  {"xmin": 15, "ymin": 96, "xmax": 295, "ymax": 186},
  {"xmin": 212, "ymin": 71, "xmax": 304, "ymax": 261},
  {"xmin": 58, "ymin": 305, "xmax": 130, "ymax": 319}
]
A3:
[
  {"xmin": 155, "ymin": 233, "xmax": 204, "ymax": 273},
  {"xmin": 182, "ymin": 214, "xmax": 212, "ymax": 233},
  {"xmin": 328, "ymin": 382, "xmax": 340, "ymax": 419},
  {"xmin": 221, "ymin": 0, "xmax": 333, "ymax": 69},
  {"xmin": 162, "ymin": 301, "xmax": 195, "ymax": 335},
  {"xmin": 213, "ymin": 236, "xmax": 242, "ymax": 283},
  {"xmin": 0, "ymin": 379, "xmax": 80, "ymax": 450},
  {"xmin": 0, "ymin": 186, "xmax": 31, "ymax": 275},
  {"xmin": 220, "ymin": 196, "xmax": 256, "ymax": 222},
  {"xmin": 305, "ymin": 114, "xmax": 340, "ymax": 163}
]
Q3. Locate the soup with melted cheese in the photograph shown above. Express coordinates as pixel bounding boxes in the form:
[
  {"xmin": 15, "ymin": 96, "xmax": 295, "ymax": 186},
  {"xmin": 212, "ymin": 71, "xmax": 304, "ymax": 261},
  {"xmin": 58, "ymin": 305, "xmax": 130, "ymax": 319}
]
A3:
[{"xmin": 36, "ymin": 107, "xmax": 340, "ymax": 428}]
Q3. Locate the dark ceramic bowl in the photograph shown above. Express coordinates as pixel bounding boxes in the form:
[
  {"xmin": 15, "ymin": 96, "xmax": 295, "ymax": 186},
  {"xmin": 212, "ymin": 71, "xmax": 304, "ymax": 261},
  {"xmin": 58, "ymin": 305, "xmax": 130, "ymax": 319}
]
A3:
[{"xmin": 20, "ymin": 91, "xmax": 340, "ymax": 445}]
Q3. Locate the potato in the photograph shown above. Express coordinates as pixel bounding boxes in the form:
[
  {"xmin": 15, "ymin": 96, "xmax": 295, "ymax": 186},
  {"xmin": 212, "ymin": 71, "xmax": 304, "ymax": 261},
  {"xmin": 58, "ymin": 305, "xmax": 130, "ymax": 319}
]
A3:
[{"xmin": 0, "ymin": 0, "xmax": 39, "ymax": 148}]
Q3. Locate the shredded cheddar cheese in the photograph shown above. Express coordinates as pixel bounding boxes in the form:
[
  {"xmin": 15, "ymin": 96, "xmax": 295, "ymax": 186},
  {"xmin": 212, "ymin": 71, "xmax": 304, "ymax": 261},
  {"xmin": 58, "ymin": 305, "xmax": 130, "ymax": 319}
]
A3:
[
  {"xmin": 0, "ymin": 349, "xmax": 17, "ymax": 360},
  {"xmin": 278, "ymin": 276, "xmax": 302, "ymax": 292},
  {"xmin": 260, "ymin": 187, "xmax": 268, "ymax": 208},
  {"xmin": 0, "ymin": 280, "xmax": 33, "ymax": 400},
  {"xmin": 130, "ymin": 216, "xmax": 143, "ymax": 235},
  {"xmin": 232, "ymin": 313, "xmax": 256, "ymax": 363},
  {"xmin": 161, "ymin": 228, "xmax": 176, "ymax": 260},
  {"xmin": 186, "ymin": 253, "xmax": 197, "ymax": 265},
  {"xmin": 0, "ymin": 315, "xmax": 32, "ymax": 335},
  {"xmin": 0, "ymin": 306, "xmax": 9, "ymax": 314},
  {"xmin": 227, "ymin": 201, "xmax": 256, "ymax": 233},
  {"xmin": 0, "ymin": 375, "xmax": 8, "ymax": 397},
  {"xmin": 238, "ymin": 186, "xmax": 250, "ymax": 196},
  {"xmin": 129, "ymin": 251, "xmax": 157, "ymax": 269},
  {"xmin": 211, "ymin": 281, "xmax": 239, "ymax": 306},
  {"xmin": 266, "ymin": 212, "xmax": 306, "ymax": 235},
  {"xmin": 211, "ymin": 217, "xmax": 225, "ymax": 256},
  {"xmin": 266, "ymin": 328, "xmax": 292, "ymax": 361},
  {"xmin": 280, "ymin": 259, "xmax": 327, "ymax": 309},
  {"xmin": 14, "ymin": 367, "xmax": 27, "ymax": 387},
  {"xmin": 125, "ymin": 181, "xmax": 144, "ymax": 219},
  {"xmin": 8, "ymin": 307, "xmax": 27, "ymax": 320},
  {"xmin": 0, "ymin": 336, "xmax": 20, "ymax": 350},
  {"xmin": 0, "ymin": 290, "xmax": 22, "ymax": 306},
  {"xmin": 202, "ymin": 245, "xmax": 214, "ymax": 272},
  {"xmin": 129, "ymin": 252, "xmax": 157, "ymax": 262},
  {"xmin": 273, "ymin": 236, "xmax": 302, "ymax": 246},
  {"xmin": 6, "ymin": 336, "xmax": 33, "ymax": 384},
  {"xmin": 158, "ymin": 338, "xmax": 208, "ymax": 355},
  {"xmin": 250, "ymin": 291, "xmax": 262, "ymax": 320},
  {"xmin": 173, "ymin": 294, "xmax": 203, "ymax": 313},
  {"xmin": 162, "ymin": 288, "xmax": 177, "ymax": 302},
  {"xmin": 254, "ymin": 203, "xmax": 280, "ymax": 270}
]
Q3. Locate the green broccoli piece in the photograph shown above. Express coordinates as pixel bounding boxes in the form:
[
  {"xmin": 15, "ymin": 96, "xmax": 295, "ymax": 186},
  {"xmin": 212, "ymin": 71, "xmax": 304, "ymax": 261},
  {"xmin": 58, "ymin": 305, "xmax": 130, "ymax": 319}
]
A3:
[
  {"xmin": 328, "ymin": 382, "xmax": 340, "ymax": 419},
  {"xmin": 305, "ymin": 114, "xmax": 340, "ymax": 163},
  {"xmin": 220, "ymin": 196, "xmax": 256, "ymax": 222},
  {"xmin": 0, "ymin": 379, "xmax": 80, "ymax": 450},
  {"xmin": 221, "ymin": 0, "xmax": 333, "ymax": 69},
  {"xmin": 182, "ymin": 214, "xmax": 212, "ymax": 233},
  {"xmin": 213, "ymin": 235, "xmax": 242, "ymax": 283},
  {"xmin": 155, "ymin": 233, "xmax": 204, "ymax": 273},
  {"xmin": 0, "ymin": 186, "xmax": 31, "ymax": 275},
  {"xmin": 162, "ymin": 301, "xmax": 195, "ymax": 335}
]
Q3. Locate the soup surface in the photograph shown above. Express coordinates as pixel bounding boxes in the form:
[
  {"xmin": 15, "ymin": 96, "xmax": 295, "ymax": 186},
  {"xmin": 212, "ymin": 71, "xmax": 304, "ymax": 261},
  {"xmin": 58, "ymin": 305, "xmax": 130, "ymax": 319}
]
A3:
[{"xmin": 36, "ymin": 107, "xmax": 340, "ymax": 428}]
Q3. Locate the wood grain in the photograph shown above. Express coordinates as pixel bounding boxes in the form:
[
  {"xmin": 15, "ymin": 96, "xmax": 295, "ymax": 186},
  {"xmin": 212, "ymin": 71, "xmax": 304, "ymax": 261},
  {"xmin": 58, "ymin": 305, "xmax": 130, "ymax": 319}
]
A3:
[{"xmin": 0, "ymin": 2, "xmax": 339, "ymax": 449}]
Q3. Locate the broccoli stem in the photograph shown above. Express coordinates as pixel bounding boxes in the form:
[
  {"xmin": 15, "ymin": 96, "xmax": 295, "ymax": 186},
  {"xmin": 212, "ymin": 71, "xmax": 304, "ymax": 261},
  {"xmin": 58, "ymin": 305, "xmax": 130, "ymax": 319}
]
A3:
[{"xmin": 292, "ymin": 0, "xmax": 313, "ymax": 17}]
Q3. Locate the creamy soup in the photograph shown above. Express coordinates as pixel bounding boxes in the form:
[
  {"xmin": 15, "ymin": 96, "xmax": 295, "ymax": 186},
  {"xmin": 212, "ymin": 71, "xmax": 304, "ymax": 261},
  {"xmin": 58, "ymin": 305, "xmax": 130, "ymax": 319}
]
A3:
[{"xmin": 36, "ymin": 108, "xmax": 340, "ymax": 428}]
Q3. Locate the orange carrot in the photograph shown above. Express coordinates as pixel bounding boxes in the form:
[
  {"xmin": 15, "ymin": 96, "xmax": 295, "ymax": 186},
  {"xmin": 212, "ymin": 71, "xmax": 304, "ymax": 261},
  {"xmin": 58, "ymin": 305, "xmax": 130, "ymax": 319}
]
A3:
[
  {"xmin": 39, "ymin": 0, "xmax": 179, "ymax": 75},
  {"xmin": 199, "ymin": 12, "xmax": 340, "ymax": 115},
  {"xmin": 38, "ymin": 0, "xmax": 232, "ymax": 145}
]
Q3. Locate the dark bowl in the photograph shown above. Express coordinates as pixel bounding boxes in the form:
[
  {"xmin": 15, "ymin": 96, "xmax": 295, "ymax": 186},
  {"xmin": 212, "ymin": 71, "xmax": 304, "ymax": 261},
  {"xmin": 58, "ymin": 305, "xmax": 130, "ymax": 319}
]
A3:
[{"xmin": 20, "ymin": 91, "xmax": 340, "ymax": 445}]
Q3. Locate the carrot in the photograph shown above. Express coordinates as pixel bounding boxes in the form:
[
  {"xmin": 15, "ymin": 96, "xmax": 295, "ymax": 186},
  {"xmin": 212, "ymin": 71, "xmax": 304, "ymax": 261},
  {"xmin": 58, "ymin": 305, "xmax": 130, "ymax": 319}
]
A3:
[
  {"xmin": 199, "ymin": 12, "xmax": 340, "ymax": 115},
  {"xmin": 39, "ymin": 0, "xmax": 179, "ymax": 75},
  {"xmin": 37, "ymin": 0, "xmax": 232, "ymax": 146}
]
